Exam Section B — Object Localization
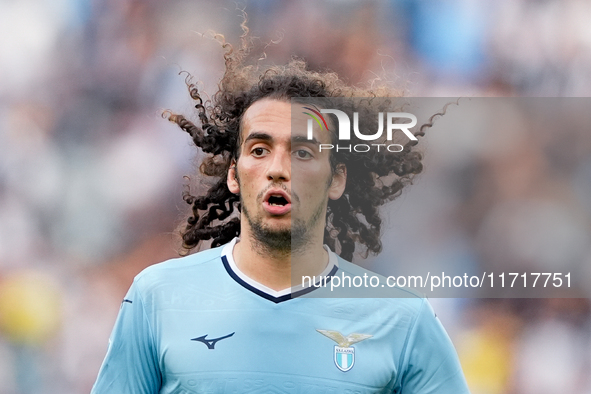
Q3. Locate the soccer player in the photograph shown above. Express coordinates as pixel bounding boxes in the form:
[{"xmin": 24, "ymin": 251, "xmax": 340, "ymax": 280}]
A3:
[{"xmin": 91, "ymin": 41, "xmax": 470, "ymax": 393}]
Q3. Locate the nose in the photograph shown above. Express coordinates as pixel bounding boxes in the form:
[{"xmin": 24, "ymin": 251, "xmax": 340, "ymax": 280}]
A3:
[{"xmin": 266, "ymin": 149, "xmax": 290, "ymax": 182}]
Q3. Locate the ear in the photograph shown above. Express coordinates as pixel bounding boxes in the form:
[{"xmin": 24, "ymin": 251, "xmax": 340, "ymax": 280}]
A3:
[
  {"xmin": 227, "ymin": 160, "xmax": 240, "ymax": 194},
  {"xmin": 328, "ymin": 164, "xmax": 347, "ymax": 200}
]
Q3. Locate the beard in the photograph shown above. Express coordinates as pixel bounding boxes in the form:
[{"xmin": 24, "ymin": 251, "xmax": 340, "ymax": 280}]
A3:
[
  {"xmin": 234, "ymin": 166, "xmax": 329, "ymax": 256},
  {"xmin": 241, "ymin": 193, "xmax": 324, "ymax": 256}
]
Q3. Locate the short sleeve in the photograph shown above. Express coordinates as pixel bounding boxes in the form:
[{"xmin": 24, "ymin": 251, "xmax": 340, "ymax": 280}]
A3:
[
  {"xmin": 91, "ymin": 280, "xmax": 161, "ymax": 394},
  {"xmin": 398, "ymin": 299, "xmax": 470, "ymax": 394}
]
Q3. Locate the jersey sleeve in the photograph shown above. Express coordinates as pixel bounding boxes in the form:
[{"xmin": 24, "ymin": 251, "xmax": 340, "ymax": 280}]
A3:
[
  {"xmin": 397, "ymin": 299, "xmax": 471, "ymax": 394},
  {"xmin": 91, "ymin": 280, "xmax": 161, "ymax": 394}
]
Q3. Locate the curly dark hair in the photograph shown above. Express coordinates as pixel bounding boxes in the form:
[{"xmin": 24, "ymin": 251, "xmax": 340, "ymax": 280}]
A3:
[{"xmin": 165, "ymin": 36, "xmax": 443, "ymax": 261}]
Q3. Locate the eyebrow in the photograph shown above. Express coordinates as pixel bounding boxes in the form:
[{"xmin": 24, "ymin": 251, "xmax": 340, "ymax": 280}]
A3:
[
  {"xmin": 292, "ymin": 135, "xmax": 320, "ymax": 145},
  {"xmin": 243, "ymin": 133, "xmax": 321, "ymax": 145},
  {"xmin": 243, "ymin": 132, "xmax": 273, "ymax": 144}
]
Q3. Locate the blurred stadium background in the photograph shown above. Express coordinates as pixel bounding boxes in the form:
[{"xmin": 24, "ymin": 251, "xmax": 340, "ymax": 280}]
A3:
[{"xmin": 1, "ymin": 0, "xmax": 590, "ymax": 393}]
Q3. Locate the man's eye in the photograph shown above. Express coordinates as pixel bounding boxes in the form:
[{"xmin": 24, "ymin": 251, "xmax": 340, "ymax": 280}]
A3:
[
  {"xmin": 294, "ymin": 150, "xmax": 312, "ymax": 159},
  {"xmin": 252, "ymin": 147, "xmax": 267, "ymax": 157}
]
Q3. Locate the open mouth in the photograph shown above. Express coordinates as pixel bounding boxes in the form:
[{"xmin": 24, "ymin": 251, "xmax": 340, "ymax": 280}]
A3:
[
  {"xmin": 263, "ymin": 190, "xmax": 292, "ymax": 215},
  {"xmin": 268, "ymin": 195, "xmax": 289, "ymax": 206}
]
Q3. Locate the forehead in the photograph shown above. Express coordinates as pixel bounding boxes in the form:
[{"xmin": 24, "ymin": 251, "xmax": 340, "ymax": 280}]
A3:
[
  {"xmin": 240, "ymin": 98, "xmax": 331, "ymax": 143},
  {"xmin": 241, "ymin": 99, "xmax": 292, "ymax": 132}
]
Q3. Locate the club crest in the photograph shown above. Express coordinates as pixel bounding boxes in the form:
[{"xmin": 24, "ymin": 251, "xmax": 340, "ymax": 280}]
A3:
[{"xmin": 317, "ymin": 329, "xmax": 372, "ymax": 372}]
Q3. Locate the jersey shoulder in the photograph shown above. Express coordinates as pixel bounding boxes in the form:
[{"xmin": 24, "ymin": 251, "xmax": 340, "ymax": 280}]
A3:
[{"xmin": 132, "ymin": 245, "xmax": 225, "ymax": 293}]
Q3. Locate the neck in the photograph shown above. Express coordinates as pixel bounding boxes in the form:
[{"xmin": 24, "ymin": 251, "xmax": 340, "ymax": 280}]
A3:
[{"xmin": 232, "ymin": 224, "xmax": 329, "ymax": 291}]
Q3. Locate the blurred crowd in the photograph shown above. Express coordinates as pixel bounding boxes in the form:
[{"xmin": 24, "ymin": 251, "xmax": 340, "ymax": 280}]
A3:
[{"xmin": 1, "ymin": 0, "xmax": 590, "ymax": 393}]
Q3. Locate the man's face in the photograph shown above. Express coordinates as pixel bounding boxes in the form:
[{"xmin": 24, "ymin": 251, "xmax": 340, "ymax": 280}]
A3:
[{"xmin": 227, "ymin": 98, "xmax": 346, "ymax": 253}]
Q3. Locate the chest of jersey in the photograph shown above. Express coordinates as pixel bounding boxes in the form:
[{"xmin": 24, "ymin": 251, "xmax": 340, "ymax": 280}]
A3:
[{"xmin": 152, "ymin": 293, "xmax": 405, "ymax": 394}]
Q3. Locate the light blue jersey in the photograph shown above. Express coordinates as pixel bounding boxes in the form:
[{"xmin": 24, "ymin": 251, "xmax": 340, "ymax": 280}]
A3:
[{"xmin": 92, "ymin": 239, "xmax": 469, "ymax": 393}]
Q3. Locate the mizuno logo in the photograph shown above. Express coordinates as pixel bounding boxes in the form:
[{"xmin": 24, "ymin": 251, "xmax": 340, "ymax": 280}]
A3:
[{"xmin": 191, "ymin": 332, "xmax": 235, "ymax": 349}]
